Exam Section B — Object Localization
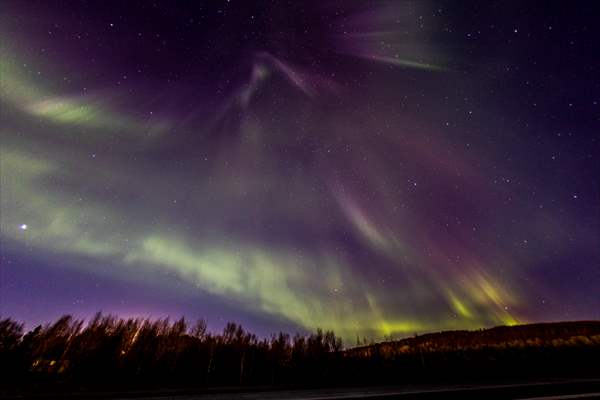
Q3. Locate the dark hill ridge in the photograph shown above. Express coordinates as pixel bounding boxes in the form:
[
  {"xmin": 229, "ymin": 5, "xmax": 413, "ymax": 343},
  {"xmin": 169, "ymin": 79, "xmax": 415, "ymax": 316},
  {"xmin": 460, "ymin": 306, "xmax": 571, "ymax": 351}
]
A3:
[
  {"xmin": 337, "ymin": 321, "xmax": 600, "ymax": 385},
  {"xmin": 346, "ymin": 321, "xmax": 600, "ymax": 357}
]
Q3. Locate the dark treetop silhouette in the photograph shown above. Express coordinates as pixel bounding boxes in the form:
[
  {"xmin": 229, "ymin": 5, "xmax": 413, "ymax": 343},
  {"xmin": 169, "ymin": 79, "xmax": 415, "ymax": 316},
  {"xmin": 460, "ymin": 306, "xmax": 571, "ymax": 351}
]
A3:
[{"xmin": 1, "ymin": 315, "xmax": 599, "ymax": 394}]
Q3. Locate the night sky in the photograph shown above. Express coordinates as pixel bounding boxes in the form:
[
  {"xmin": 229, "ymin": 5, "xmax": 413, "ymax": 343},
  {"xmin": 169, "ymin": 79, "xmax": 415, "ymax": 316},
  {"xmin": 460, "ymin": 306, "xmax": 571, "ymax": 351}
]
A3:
[{"xmin": 1, "ymin": 0, "xmax": 599, "ymax": 341}]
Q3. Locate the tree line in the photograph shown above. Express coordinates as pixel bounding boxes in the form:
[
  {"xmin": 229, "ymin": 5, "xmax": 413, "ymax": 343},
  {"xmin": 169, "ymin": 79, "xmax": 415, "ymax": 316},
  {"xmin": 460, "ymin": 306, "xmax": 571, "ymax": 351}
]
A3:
[
  {"xmin": 1, "ymin": 315, "xmax": 599, "ymax": 393},
  {"xmin": 0, "ymin": 313, "xmax": 343, "ymax": 390}
]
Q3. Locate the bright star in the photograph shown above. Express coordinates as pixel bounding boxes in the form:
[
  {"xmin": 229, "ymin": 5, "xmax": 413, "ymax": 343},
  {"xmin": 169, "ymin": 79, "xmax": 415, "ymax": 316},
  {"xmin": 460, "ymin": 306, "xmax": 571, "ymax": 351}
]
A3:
[{"xmin": 20, "ymin": 224, "xmax": 28, "ymax": 230}]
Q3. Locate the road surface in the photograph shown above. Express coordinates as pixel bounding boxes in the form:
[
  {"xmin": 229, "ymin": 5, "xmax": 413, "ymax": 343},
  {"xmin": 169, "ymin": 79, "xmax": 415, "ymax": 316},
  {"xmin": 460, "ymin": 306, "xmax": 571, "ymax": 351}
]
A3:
[
  {"xmin": 4, "ymin": 379, "xmax": 600, "ymax": 399},
  {"xmin": 114, "ymin": 380, "xmax": 600, "ymax": 400}
]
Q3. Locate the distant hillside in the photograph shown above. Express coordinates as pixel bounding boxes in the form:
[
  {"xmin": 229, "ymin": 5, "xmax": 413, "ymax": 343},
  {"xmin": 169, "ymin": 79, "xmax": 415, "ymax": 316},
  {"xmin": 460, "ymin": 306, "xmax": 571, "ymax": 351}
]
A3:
[
  {"xmin": 346, "ymin": 321, "xmax": 600, "ymax": 357},
  {"xmin": 338, "ymin": 321, "xmax": 600, "ymax": 384},
  {"xmin": 345, "ymin": 321, "xmax": 600, "ymax": 356}
]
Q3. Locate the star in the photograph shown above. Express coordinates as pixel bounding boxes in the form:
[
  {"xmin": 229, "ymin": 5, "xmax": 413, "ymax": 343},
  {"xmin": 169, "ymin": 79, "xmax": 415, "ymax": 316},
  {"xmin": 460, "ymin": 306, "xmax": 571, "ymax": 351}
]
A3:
[{"xmin": 20, "ymin": 224, "xmax": 28, "ymax": 230}]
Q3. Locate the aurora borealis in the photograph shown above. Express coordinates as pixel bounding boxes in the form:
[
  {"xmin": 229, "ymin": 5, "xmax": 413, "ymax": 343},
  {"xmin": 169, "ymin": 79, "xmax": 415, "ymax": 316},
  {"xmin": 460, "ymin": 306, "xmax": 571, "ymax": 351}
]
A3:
[{"xmin": 1, "ymin": 1, "xmax": 599, "ymax": 341}]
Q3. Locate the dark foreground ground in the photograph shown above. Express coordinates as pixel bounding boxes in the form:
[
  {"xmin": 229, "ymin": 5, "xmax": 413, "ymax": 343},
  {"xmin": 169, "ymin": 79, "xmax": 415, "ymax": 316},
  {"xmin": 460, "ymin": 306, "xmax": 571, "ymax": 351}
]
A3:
[{"xmin": 3, "ymin": 379, "xmax": 600, "ymax": 400}]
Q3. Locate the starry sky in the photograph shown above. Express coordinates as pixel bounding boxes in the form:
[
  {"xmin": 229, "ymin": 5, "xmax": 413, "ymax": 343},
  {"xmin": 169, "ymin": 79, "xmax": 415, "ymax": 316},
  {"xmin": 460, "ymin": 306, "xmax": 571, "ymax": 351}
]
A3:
[{"xmin": 1, "ymin": 0, "xmax": 599, "ymax": 341}]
